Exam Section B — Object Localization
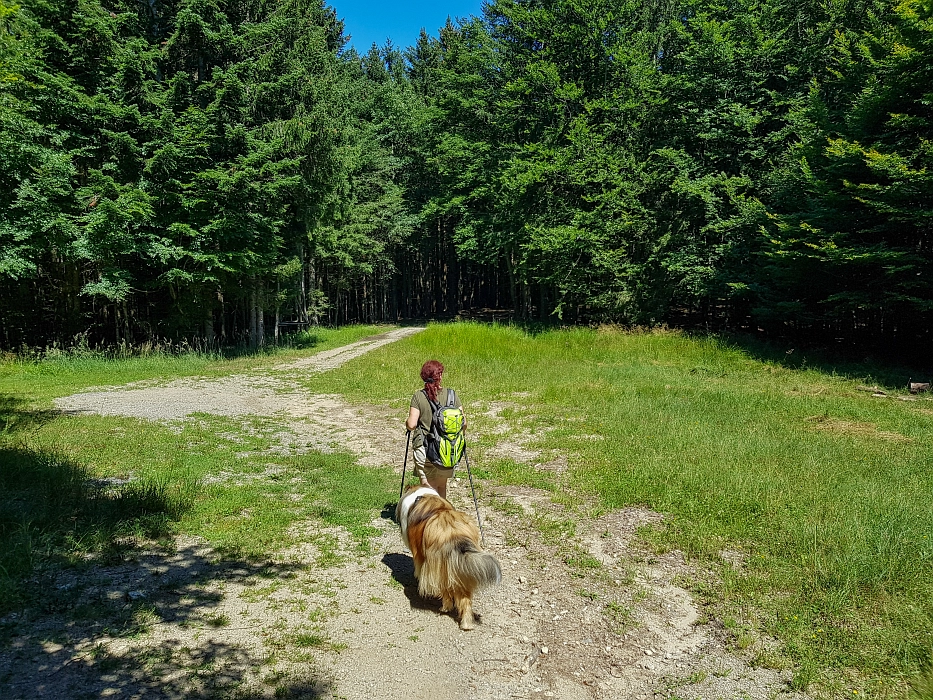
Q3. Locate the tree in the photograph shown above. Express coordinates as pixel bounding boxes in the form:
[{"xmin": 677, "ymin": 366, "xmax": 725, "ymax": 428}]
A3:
[{"xmin": 758, "ymin": 0, "xmax": 933, "ymax": 349}]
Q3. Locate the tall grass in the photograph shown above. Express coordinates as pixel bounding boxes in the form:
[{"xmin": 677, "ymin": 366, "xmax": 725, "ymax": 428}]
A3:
[
  {"xmin": 302, "ymin": 322, "xmax": 933, "ymax": 696},
  {"xmin": 0, "ymin": 325, "xmax": 386, "ymax": 405}
]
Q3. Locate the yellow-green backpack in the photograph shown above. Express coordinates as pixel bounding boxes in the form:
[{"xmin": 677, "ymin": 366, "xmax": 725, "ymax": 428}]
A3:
[{"xmin": 424, "ymin": 388, "xmax": 465, "ymax": 468}]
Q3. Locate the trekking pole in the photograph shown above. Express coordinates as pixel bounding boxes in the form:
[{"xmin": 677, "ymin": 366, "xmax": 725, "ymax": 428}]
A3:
[
  {"xmin": 398, "ymin": 430, "xmax": 411, "ymax": 504},
  {"xmin": 463, "ymin": 445, "xmax": 485, "ymax": 546}
]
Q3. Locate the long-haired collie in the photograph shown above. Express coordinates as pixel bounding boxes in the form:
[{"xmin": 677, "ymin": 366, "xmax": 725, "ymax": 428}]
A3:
[{"xmin": 396, "ymin": 477, "xmax": 501, "ymax": 630}]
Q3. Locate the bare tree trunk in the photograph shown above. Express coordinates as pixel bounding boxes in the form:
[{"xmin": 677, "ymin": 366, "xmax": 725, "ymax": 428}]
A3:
[
  {"xmin": 249, "ymin": 278, "xmax": 258, "ymax": 348},
  {"xmin": 505, "ymin": 250, "xmax": 519, "ymax": 317},
  {"xmin": 204, "ymin": 302, "xmax": 215, "ymax": 345},
  {"xmin": 274, "ymin": 279, "xmax": 280, "ymax": 345},
  {"xmin": 308, "ymin": 254, "xmax": 319, "ymax": 325},
  {"xmin": 218, "ymin": 289, "xmax": 226, "ymax": 341},
  {"xmin": 257, "ymin": 280, "xmax": 265, "ymax": 347},
  {"xmin": 298, "ymin": 243, "xmax": 308, "ymax": 324}
]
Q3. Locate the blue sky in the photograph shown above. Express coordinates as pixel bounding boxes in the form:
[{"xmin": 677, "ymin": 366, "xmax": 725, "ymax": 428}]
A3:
[{"xmin": 332, "ymin": 0, "xmax": 484, "ymax": 53}]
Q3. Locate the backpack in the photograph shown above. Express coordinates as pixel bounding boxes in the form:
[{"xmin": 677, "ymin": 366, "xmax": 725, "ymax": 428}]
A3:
[{"xmin": 423, "ymin": 388, "xmax": 465, "ymax": 468}]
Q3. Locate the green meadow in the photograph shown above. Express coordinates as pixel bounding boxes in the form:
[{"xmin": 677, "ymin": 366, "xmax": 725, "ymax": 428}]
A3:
[
  {"xmin": 2, "ymin": 322, "xmax": 932, "ymax": 697},
  {"xmin": 300, "ymin": 323, "xmax": 933, "ymax": 697}
]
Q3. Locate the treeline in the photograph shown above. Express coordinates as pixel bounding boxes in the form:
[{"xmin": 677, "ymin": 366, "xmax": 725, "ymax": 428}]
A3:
[{"xmin": 1, "ymin": 0, "xmax": 931, "ymax": 355}]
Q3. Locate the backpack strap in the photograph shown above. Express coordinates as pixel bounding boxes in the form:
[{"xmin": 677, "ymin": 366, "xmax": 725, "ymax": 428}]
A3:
[{"xmin": 446, "ymin": 388, "xmax": 457, "ymax": 408}]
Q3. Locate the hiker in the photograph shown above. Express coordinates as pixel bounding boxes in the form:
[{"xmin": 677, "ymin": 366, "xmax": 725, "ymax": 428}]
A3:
[{"xmin": 405, "ymin": 360, "xmax": 466, "ymax": 500}]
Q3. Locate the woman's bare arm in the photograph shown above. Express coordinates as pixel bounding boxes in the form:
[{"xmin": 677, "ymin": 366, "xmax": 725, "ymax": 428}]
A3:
[{"xmin": 405, "ymin": 406, "xmax": 420, "ymax": 432}]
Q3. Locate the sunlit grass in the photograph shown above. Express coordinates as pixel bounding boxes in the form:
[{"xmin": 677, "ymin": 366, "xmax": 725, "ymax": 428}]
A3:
[
  {"xmin": 303, "ymin": 321, "xmax": 933, "ymax": 697},
  {"xmin": 0, "ymin": 325, "xmax": 386, "ymax": 405}
]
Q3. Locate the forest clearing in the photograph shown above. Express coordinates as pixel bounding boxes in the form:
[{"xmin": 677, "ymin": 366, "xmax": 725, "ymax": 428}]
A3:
[
  {"xmin": 3, "ymin": 0, "xmax": 933, "ymax": 696},
  {"xmin": 1, "ymin": 323, "xmax": 931, "ymax": 699}
]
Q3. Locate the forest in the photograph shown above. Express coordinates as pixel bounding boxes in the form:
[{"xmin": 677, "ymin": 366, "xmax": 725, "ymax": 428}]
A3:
[{"xmin": 1, "ymin": 0, "xmax": 931, "ymax": 356}]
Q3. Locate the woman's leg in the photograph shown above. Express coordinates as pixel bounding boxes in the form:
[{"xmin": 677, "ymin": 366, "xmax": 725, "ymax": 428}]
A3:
[
  {"xmin": 427, "ymin": 473, "xmax": 448, "ymax": 500},
  {"xmin": 415, "ymin": 448, "xmax": 452, "ymax": 500}
]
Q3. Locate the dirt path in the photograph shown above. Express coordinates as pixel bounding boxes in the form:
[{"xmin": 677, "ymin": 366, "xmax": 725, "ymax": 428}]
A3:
[{"xmin": 4, "ymin": 328, "xmax": 810, "ymax": 699}]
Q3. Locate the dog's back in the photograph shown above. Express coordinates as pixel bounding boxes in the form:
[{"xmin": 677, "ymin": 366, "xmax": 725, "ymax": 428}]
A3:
[{"xmin": 400, "ymin": 489, "xmax": 501, "ymax": 629}]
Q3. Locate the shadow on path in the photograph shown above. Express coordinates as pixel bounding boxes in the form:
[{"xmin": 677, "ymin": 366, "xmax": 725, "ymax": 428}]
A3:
[
  {"xmin": 0, "ymin": 542, "xmax": 332, "ymax": 698},
  {"xmin": 380, "ymin": 552, "xmax": 447, "ymax": 618}
]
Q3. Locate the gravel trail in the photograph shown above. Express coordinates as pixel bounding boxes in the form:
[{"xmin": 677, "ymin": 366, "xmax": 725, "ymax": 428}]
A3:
[{"xmin": 2, "ymin": 327, "xmax": 812, "ymax": 700}]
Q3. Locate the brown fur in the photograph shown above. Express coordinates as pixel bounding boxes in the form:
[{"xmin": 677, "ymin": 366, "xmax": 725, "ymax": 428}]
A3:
[{"xmin": 397, "ymin": 485, "xmax": 501, "ymax": 630}]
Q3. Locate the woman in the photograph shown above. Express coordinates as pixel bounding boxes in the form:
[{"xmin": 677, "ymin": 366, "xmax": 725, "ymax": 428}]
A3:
[{"xmin": 405, "ymin": 359, "xmax": 465, "ymax": 500}]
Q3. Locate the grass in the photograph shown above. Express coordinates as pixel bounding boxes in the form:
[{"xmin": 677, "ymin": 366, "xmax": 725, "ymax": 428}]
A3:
[
  {"xmin": 295, "ymin": 321, "xmax": 933, "ymax": 698},
  {"xmin": 0, "ymin": 445, "xmax": 187, "ymax": 608},
  {"xmin": 2, "ymin": 320, "xmax": 931, "ymax": 697},
  {"xmin": 0, "ymin": 325, "xmax": 396, "ymax": 614},
  {"xmin": 0, "ymin": 325, "xmax": 384, "ymax": 405}
]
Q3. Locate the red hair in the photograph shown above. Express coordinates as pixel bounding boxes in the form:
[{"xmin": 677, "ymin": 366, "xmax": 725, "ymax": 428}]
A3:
[{"xmin": 420, "ymin": 360, "xmax": 444, "ymax": 403}]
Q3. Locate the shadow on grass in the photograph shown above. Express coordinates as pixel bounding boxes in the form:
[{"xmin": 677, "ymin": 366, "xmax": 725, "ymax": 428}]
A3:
[
  {"xmin": 0, "ymin": 543, "xmax": 330, "ymax": 697},
  {"xmin": 0, "ymin": 395, "xmax": 57, "ymax": 434},
  {"xmin": 0, "ymin": 444, "xmax": 333, "ymax": 698},
  {"xmin": 718, "ymin": 331, "xmax": 930, "ymax": 390},
  {"xmin": 0, "ymin": 445, "xmax": 189, "ymax": 611},
  {"xmin": 380, "ymin": 501, "xmax": 398, "ymax": 522}
]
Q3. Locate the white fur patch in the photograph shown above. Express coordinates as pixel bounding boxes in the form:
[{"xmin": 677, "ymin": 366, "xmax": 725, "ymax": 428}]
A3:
[{"xmin": 398, "ymin": 486, "xmax": 437, "ymax": 550}]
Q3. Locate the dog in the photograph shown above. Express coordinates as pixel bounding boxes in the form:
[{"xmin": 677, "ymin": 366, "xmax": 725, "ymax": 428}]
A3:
[{"xmin": 396, "ymin": 473, "xmax": 501, "ymax": 630}]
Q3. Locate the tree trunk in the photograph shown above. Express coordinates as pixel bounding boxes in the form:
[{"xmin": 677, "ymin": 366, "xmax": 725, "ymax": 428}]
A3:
[
  {"xmin": 298, "ymin": 242, "xmax": 309, "ymax": 324},
  {"xmin": 505, "ymin": 249, "xmax": 519, "ymax": 317},
  {"xmin": 204, "ymin": 303, "xmax": 215, "ymax": 345},
  {"xmin": 274, "ymin": 278, "xmax": 280, "ymax": 345},
  {"xmin": 249, "ymin": 278, "xmax": 258, "ymax": 348},
  {"xmin": 308, "ymin": 254, "xmax": 319, "ymax": 325},
  {"xmin": 218, "ymin": 289, "xmax": 226, "ymax": 341},
  {"xmin": 257, "ymin": 280, "xmax": 265, "ymax": 346}
]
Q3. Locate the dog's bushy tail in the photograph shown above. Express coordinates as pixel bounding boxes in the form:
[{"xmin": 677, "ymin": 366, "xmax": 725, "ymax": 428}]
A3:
[
  {"xmin": 451, "ymin": 539, "xmax": 502, "ymax": 591},
  {"xmin": 418, "ymin": 518, "xmax": 501, "ymax": 598}
]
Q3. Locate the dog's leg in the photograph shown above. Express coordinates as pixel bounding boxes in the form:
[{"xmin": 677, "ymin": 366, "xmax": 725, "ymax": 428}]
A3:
[
  {"xmin": 440, "ymin": 594, "xmax": 453, "ymax": 613},
  {"xmin": 457, "ymin": 595, "xmax": 475, "ymax": 631}
]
